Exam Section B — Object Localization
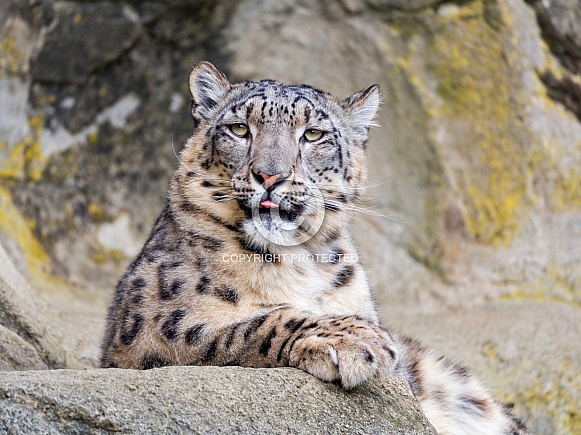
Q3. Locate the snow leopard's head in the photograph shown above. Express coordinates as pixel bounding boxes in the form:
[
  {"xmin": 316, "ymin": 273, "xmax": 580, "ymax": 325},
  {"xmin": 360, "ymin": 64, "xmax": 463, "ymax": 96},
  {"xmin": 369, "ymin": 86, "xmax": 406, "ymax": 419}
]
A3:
[{"xmin": 174, "ymin": 61, "xmax": 379, "ymax": 249}]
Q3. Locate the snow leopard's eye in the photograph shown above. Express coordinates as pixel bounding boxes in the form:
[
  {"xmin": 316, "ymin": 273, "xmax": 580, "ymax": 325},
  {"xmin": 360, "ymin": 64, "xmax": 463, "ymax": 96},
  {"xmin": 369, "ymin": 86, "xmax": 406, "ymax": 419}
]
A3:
[
  {"xmin": 303, "ymin": 129, "xmax": 323, "ymax": 142},
  {"xmin": 229, "ymin": 123, "xmax": 249, "ymax": 137}
]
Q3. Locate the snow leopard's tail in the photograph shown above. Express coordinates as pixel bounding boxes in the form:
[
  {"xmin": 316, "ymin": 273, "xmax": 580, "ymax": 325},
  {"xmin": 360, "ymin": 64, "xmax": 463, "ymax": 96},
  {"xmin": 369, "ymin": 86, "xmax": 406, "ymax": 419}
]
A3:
[{"xmin": 394, "ymin": 335, "xmax": 530, "ymax": 435}]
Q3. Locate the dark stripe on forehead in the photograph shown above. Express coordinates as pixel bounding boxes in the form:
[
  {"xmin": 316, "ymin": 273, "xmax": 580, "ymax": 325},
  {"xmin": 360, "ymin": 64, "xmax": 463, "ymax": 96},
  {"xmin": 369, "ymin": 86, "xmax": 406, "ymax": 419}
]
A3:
[
  {"xmin": 231, "ymin": 83, "xmax": 324, "ymax": 115},
  {"xmin": 247, "ymin": 91, "xmax": 267, "ymax": 100},
  {"xmin": 215, "ymin": 79, "xmax": 328, "ymax": 119},
  {"xmin": 220, "ymin": 92, "xmax": 274, "ymax": 120},
  {"xmin": 292, "ymin": 95, "xmax": 316, "ymax": 108},
  {"xmin": 287, "ymin": 83, "xmax": 326, "ymax": 96},
  {"xmin": 314, "ymin": 109, "xmax": 329, "ymax": 120}
]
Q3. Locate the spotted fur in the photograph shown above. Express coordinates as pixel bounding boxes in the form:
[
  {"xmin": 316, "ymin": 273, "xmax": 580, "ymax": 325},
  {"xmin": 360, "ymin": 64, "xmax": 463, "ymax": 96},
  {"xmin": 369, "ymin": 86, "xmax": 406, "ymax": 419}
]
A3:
[{"xmin": 101, "ymin": 62, "xmax": 529, "ymax": 434}]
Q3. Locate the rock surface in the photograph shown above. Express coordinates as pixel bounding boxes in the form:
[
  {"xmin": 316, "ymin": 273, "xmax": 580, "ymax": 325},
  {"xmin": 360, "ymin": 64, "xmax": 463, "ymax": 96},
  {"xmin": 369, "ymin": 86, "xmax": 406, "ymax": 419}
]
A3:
[
  {"xmin": 1, "ymin": 0, "xmax": 580, "ymax": 434},
  {"xmin": 0, "ymin": 366, "xmax": 436, "ymax": 434},
  {"xmin": 0, "ymin": 324, "xmax": 46, "ymax": 371},
  {"xmin": 0, "ymin": 241, "xmax": 101, "ymax": 369},
  {"xmin": 386, "ymin": 300, "xmax": 581, "ymax": 434}
]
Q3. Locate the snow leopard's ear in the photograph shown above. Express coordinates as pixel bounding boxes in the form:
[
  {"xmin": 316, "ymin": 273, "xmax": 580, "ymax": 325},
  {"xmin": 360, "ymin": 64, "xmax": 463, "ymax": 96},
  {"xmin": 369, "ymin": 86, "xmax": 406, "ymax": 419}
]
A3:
[
  {"xmin": 189, "ymin": 61, "xmax": 231, "ymax": 122},
  {"xmin": 342, "ymin": 84, "xmax": 381, "ymax": 129}
]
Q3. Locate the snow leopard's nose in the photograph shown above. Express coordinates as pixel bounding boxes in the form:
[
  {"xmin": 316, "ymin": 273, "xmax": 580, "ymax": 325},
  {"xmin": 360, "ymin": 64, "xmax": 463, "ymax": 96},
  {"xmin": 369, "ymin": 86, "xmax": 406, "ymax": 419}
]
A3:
[{"xmin": 251, "ymin": 169, "xmax": 292, "ymax": 191}]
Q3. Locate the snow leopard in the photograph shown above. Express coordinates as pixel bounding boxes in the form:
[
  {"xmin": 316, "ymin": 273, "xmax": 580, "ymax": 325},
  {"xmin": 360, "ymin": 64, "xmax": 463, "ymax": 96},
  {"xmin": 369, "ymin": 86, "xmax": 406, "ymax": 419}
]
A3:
[{"xmin": 101, "ymin": 61, "xmax": 529, "ymax": 435}]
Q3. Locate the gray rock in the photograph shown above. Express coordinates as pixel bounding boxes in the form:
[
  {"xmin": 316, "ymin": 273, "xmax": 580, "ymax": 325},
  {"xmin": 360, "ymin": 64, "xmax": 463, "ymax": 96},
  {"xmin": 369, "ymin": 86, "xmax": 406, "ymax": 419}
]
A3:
[
  {"xmin": 0, "ymin": 242, "xmax": 101, "ymax": 369},
  {"xmin": 0, "ymin": 366, "xmax": 436, "ymax": 434},
  {"xmin": 0, "ymin": 240, "xmax": 64, "ymax": 369},
  {"xmin": 30, "ymin": 3, "xmax": 143, "ymax": 85},
  {"xmin": 363, "ymin": 0, "xmax": 440, "ymax": 11},
  {"xmin": 0, "ymin": 324, "xmax": 47, "ymax": 371},
  {"xmin": 526, "ymin": 0, "xmax": 581, "ymax": 74},
  {"xmin": 527, "ymin": 0, "xmax": 581, "ymax": 120},
  {"xmin": 385, "ymin": 300, "xmax": 581, "ymax": 435}
]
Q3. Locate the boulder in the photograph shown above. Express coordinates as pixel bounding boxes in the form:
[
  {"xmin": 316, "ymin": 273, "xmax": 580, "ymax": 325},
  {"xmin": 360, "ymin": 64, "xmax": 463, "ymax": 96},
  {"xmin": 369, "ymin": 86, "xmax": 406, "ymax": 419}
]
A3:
[
  {"xmin": 0, "ymin": 324, "xmax": 46, "ymax": 371},
  {"xmin": 0, "ymin": 366, "xmax": 436, "ymax": 434},
  {"xmin": 0, "ymin": 241, "xmax": 101, "ymax": 369}
]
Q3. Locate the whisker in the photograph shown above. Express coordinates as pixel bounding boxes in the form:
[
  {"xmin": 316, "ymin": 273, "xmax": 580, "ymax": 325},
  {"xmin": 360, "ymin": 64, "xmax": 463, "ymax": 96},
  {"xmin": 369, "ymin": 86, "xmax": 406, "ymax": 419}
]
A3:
[
  {"xmin": 321, "ymin": 181, "xmax": 386, "ymax": 191},
  {"xmin": 319, "ymin": 191, "xmax": 387, "ymax": 203},
  {"xmin": 300, "ymin": 191, "xmax": 408, "ymax": 224},
  {"xmin": 296, "ymin": 200, "xmax": 368, "ymax": 223},
  {"xmin": 336, "ymin": 205, "xmax": 408, "ymax": 224},
  {"xmin": 172, "ymin": 137, "xmax": 197, "ymax": 174},
  {"xmin": 301, "ymin": 201, "xmax": 367, "ymax": 222}
]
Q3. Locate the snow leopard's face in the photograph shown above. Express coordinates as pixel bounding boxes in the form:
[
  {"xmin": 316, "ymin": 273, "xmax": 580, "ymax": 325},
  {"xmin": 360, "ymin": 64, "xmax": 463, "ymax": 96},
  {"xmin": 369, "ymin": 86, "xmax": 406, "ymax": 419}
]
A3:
[{"xmin": 177, "ymin": 62, "xmax": 379, "ymax": 248}]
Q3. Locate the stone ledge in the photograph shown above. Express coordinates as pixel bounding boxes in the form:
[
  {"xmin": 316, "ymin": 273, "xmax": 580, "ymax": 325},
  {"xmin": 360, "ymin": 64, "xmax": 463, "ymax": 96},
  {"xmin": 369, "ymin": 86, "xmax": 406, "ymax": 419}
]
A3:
[{"xmin": 0, "ymin": 366, "xmax": 435, "ymax": 434}]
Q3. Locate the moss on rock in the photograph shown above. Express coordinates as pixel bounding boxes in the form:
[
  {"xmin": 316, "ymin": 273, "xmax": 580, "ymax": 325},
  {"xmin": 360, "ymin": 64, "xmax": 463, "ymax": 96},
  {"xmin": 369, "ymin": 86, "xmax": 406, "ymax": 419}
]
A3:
[{"xmin": 428, "ymin": 2, "xmax": 534, "ymax": 245}]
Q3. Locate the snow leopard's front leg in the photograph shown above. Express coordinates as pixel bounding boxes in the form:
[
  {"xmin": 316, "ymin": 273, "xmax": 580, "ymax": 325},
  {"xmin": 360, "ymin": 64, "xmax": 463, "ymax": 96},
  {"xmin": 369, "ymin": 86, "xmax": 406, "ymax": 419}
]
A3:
[
  {"xmin": 171, "ymin": 307, "xmax": 398, "ymax": 389},
  {"xmin": 283, "ymin": 314, "xmax": 398, "ymax": 388}
]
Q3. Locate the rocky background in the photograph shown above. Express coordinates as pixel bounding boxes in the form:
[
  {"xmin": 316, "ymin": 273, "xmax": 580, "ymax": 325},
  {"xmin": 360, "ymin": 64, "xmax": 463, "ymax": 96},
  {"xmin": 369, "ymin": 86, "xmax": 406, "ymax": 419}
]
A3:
[{"xmin": 1, "ymin": 0, "xmax": 580, "ymax": 433}]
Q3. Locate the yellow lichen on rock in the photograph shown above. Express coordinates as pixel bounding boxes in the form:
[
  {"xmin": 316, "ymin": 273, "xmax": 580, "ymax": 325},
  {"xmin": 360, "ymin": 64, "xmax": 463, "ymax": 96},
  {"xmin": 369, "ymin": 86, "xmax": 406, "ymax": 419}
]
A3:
[
  {"xmin": 0, "ymin": 116, "xmax": 47, "ymax": 181},
  {"xmin": 0, "ymin": 187, "xmax": 49, "ymax": 274},
  {"xmin": 519, "ymin": 370, "xmax": 581, "ymax": 434},
  {"xmin": 500, "ymin": 263, "xmax": 581, "ymax": 306},
  {"xmin": 0, "ymin": 187, "xmax": 76, "ymax": 299},
  {"xmin": 386, "ymin": 2, "xmax": 537, "ymax": 250},
  {"xmin": 87, "ymin": 203, "xmax": 110, "ymax": 223},
  {"xmin": 90, "ymin": 246, "xmax": 127, "ymax": 265},
  {"xmin": 87, "ymin": 132, "xmax": 99, "ymax": 147},
  {"xmin": 427, "ymin": 1, "xmax": 534, "ymax": 245},
  {"xmin": 24, "ymin": 116, "xmax": 47, "ymax": 181},
  {"xmin": 0, "ymin": 16, "xmax": 35, "ymax": 77},
  {"xmin": 0, "ymin": 140, "xmax": 26, "ymax": 179},
  {"xmin": 478, "ymin": 324, "xmax": 581, "ymax": 434},
  {"xmin": 553, "ymin": 169, "xmax": 581, "ymax": 210},
  {"xmin": 0, "ymin": 37, "xmax": 23, "ymax": 76}
]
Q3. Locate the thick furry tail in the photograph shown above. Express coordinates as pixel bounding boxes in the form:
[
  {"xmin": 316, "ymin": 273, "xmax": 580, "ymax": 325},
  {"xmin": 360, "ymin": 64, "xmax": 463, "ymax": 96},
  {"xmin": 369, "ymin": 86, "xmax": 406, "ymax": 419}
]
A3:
[{"xmin": 393, "ymin": 336, "xmax": 530, "ymax": 435}]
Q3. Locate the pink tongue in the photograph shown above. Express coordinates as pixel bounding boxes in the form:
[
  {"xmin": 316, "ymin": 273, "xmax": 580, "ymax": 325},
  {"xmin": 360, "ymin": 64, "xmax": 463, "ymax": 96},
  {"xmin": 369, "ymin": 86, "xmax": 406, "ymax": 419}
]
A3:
[{"xmin": 260, "ymin": 200, "xmax": 280, "ymax": 209}]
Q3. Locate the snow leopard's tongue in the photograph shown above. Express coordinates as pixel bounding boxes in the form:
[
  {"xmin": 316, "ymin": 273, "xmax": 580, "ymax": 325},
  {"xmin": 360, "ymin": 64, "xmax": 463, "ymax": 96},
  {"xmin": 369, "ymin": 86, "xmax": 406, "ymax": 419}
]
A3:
[{"xmin": 260, "ymin": 200, "xmax": 279, "ymax": 209}]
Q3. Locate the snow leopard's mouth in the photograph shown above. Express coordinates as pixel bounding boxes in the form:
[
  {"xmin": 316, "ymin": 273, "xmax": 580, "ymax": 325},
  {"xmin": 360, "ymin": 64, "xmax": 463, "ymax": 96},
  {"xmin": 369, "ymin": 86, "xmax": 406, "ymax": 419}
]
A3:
[
  {"xmin": 258, "ymin": 191, "xmax": 304, "ymax": 222},
  {"xmin": 258, "ymin": 205, "xmax": 300, "ymax": 224},
  {"xmin": 259, "ymin": 199, "xmax": 279, "ymax": 209},
  {"xmin": 236, "ymin": 192, "xmax": 304, "ymax": 226}
]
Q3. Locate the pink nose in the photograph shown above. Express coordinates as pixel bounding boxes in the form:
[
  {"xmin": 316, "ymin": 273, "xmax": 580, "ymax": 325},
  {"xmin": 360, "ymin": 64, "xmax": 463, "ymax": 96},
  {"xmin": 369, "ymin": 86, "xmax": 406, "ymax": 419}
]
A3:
[{"xmin": 257, "ymin": 172, "xmax": 282, "ymax": 189}]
